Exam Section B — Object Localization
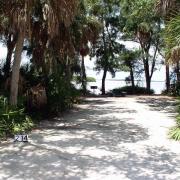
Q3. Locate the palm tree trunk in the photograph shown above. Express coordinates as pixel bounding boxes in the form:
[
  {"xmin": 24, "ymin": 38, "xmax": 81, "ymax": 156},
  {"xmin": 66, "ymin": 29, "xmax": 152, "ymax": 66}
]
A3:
[{"xmin": 10, "ymin": 33, "xmax": 24, "ymax": 106}]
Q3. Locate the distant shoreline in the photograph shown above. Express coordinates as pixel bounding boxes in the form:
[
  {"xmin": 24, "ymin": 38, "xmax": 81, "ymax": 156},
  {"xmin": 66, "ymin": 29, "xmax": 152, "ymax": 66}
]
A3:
[{"xmin": 87, "ymin": 80, "xmax": 165, "ymax": 94}]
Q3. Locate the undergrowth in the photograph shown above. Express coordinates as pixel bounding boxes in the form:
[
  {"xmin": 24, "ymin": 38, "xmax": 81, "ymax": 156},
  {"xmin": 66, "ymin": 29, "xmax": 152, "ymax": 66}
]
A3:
[
  {"xmin": 169, "ymin": 99, "xmax": 180, "ymax": 141},
  {"xmin": 0, "ymin": 96, "xmax": 34, "ymax": 139}
]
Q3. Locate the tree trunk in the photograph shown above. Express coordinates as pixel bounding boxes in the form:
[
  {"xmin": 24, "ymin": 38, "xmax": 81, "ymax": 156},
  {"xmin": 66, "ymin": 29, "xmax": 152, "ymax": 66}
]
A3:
[
  {"xmin": 3, "ymin": 34, "xmax": 17, "ymax": 79},
  {"xmin": 130, "ymin": 66, "xmax": 135, "ymax": 93},
  {"xmin": 144, "ymin": 60, "xmax": 151, "ymax": 94},
  {"xmin": 10, "ymin": 33, "xmax": 24, "ymax": 106},
  {"xmin": 146, "ymin": 76, "xmax": 151, "ymax": 94},
  {"xmin": 166, "ymin": 64, "xmax": 170, "ymax": 93},
  {"xmin": 176, "ymin": 62, "xmax": 180, "ymax": 84},
  {"xmin": 101, "ymin": 68, "xmax": 107, "ymax": 95},
  {"xmin": 81, "ymin": 55, "xmax": 87, "ymax": 95}
]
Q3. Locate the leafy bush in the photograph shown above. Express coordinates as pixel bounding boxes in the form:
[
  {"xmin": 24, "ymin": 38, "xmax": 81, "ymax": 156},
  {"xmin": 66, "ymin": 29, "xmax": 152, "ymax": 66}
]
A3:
[
  {"xmin": 87, "ymin": 77, "xmax": 96, "ymax": 82},
  {"xmin": 0, "ymin": 96, "xmax": 34, "ymax": 138},
  {"xmin": 18, "ymin": 63, "xmax": 80, "ymax": 116},
  {"xmin": 111, "ymin": 86, "xmax": 154, "ymax": 95},
  {"xmin": 47, "ymin": 73, "xmax": 80, "ymax": 114},
  {"xmin": 73, "ymin": 76, "xmax": 96, "ymax": 84}
]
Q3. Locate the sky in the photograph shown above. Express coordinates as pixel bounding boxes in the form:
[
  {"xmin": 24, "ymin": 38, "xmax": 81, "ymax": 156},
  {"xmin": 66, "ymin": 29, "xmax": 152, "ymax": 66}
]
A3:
[
  {"xmin": 0, "ymin": 44, "xmax": 27, "ymax": 65},
  {"xmin": 0, "ymin": 42, "xmax": 166, "ymax": 94}
]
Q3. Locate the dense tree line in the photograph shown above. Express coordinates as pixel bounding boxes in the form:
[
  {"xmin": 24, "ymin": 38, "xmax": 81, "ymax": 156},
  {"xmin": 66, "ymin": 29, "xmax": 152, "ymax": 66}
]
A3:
[{"xmin": 0, "ymin": 0, "xmax": 179, "ymax": 107}]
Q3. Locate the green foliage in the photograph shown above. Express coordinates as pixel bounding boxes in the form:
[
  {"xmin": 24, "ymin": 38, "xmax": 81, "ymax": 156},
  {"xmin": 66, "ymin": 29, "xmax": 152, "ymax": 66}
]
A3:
[
  {"xmin": 120, "ymin": 49, "xmax": 143, "ymax": 75},
  {"xmin": 111, "ymin": 86, "xmax": 154, "ymax": 95},
  {"xmin": 87, "ymin": 77, "xmax": 96, "ymax": 82},
  {"xmin": 169, "ymin": 126, "xmax": 180, "ymax": 141},
  {"xmin": 169, "ymin": 100, "xmax": 180, "ymax": 141},
  {"xmin": 47, "ymin": 70, "xmax": 80, "ymax": 114},
  {"xmin": 164, "ymin": 14, "xmax": 180, "ymax": 63},
  {"xmin": 0, "ymin": 96, "xmax": 34, "ymax": 138},
  {"xmin": 73, "ymin": 76, "xmax": 96, "ymax": 83},
  {"xmin": 176, "ymin": 114, "xmax": 180, "ymax": 127},
  {"xmin": 20, "ymin": 64, "xmax": 43, "ymax": 88},
  {"xmin": 90, "ymin": 0, "xmax": 125, "ymax": 77},
  {"xmin": 164, "ymin": 14, "xmax": 180, "ymax": 49},
  {"xmin": 120, "ymin": 0, "xmax": 162, "ymax": 92},
  {"xmin": 121, "ymin": 0, "xmax": 158, "ymax": 32}
]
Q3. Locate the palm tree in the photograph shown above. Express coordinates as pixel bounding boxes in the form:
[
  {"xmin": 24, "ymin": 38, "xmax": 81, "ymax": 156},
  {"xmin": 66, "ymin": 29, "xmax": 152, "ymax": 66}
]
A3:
[
  {"xmin": 1, "ymin": 0, "xmax": 79, "ymax": 106},
  {"xmin": 6, "ymin": 0, "xmax": 35, "ymax": 106},
  {"xmin": 156, "ymin": 0, "xmax": 180, "ymax": 91}
]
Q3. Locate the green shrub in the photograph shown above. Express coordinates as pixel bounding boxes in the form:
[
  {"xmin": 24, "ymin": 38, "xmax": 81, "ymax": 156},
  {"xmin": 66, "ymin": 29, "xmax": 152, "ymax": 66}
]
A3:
[
  {"xmin": 47, "ymin": 73, "xmax": 80, "ymax": 114},
  {"xmin": 87, "ymin": 77, "xmax": 96, "ymax": 82},
  {"xmin": 176, "ymin": 114, "xmax": 180, "ymax": 126},
  {"xmin": 0, "ymin": 96, "xmax": 34, "ymax": 138},
  {"xmin": 73, "ymin": 76, "xmax": 96, "ymax": 84},
  {"xmin": 111, "ymin": 86, "xmax": 154, "ymax": 95},
  {"xmin": 169, "ymin": 101, "xmax": 180, "ymax": 141}
]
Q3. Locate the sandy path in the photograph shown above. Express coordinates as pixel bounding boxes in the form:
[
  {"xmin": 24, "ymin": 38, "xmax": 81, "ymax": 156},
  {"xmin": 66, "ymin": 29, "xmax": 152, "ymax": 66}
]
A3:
[{"xmin": 0, "ymin": 96, "xmax": 180, "ymax": 180}]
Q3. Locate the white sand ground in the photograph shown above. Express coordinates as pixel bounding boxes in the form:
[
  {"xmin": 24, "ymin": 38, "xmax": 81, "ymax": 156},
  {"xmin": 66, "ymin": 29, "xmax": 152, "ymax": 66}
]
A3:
[{"xmin": 0, "ymin": 96, "xmax": 180, "ymax": 180}]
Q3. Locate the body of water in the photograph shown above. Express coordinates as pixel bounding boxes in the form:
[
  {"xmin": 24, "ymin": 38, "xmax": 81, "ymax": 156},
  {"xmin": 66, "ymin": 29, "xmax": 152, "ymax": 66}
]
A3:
[{"xmin": 87, "ymin": 80, "xmax": 165, "ymax": 95}]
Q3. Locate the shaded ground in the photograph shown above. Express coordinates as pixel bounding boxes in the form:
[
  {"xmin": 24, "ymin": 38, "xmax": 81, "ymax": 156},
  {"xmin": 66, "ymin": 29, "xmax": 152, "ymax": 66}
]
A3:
[{"xmin": 0, "ymin": 96, "xmax": 180, "ymax": 180}]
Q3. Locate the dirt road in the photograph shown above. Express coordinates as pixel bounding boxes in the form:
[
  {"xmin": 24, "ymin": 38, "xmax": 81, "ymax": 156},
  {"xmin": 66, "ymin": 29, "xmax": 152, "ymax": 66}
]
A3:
[{"xmin": 0, "ymin": 96, "xmax": 180, "ymax": 180}]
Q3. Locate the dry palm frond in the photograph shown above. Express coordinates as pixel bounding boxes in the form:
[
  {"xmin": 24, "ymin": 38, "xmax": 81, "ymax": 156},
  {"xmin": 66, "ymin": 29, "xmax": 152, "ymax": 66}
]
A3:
[
  {"xmin": 137, "ymin": 23, "xmax": 152, "ymax": 49},
  {"xmin": 43, "ymin": 0, "xmax": 78, "ymax": 39},
  {"xmin": 168, "ymin": 46, "xmax": 180, "ymax": 63},
  {"xmin": 1, "ymin": 0, "xmax": 36, "ymax": 39},
  {"xmin": 26, "ymin": 84, "xmax": 47, "ymax": 109},
  {"xmin": 156, "ymin": 0, "xmax": 180, "ymax": 17},
  {"xmin": 1, "ymin": 0, "xmax": 79, "ymax": 39}
]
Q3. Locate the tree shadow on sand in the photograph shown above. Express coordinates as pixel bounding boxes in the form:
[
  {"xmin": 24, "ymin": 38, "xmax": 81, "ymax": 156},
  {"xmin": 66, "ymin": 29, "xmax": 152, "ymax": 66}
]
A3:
[
  {"xmin": 1, "ymin": 140, "xmax": 180, "ymax": 179},
  {"xmin": 1, "ymin": 98, "xmax": 179, "ymax": 179},
  {"xmin": 136, "ymin": 97, "xmax": 177, "ymax": 114}
]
